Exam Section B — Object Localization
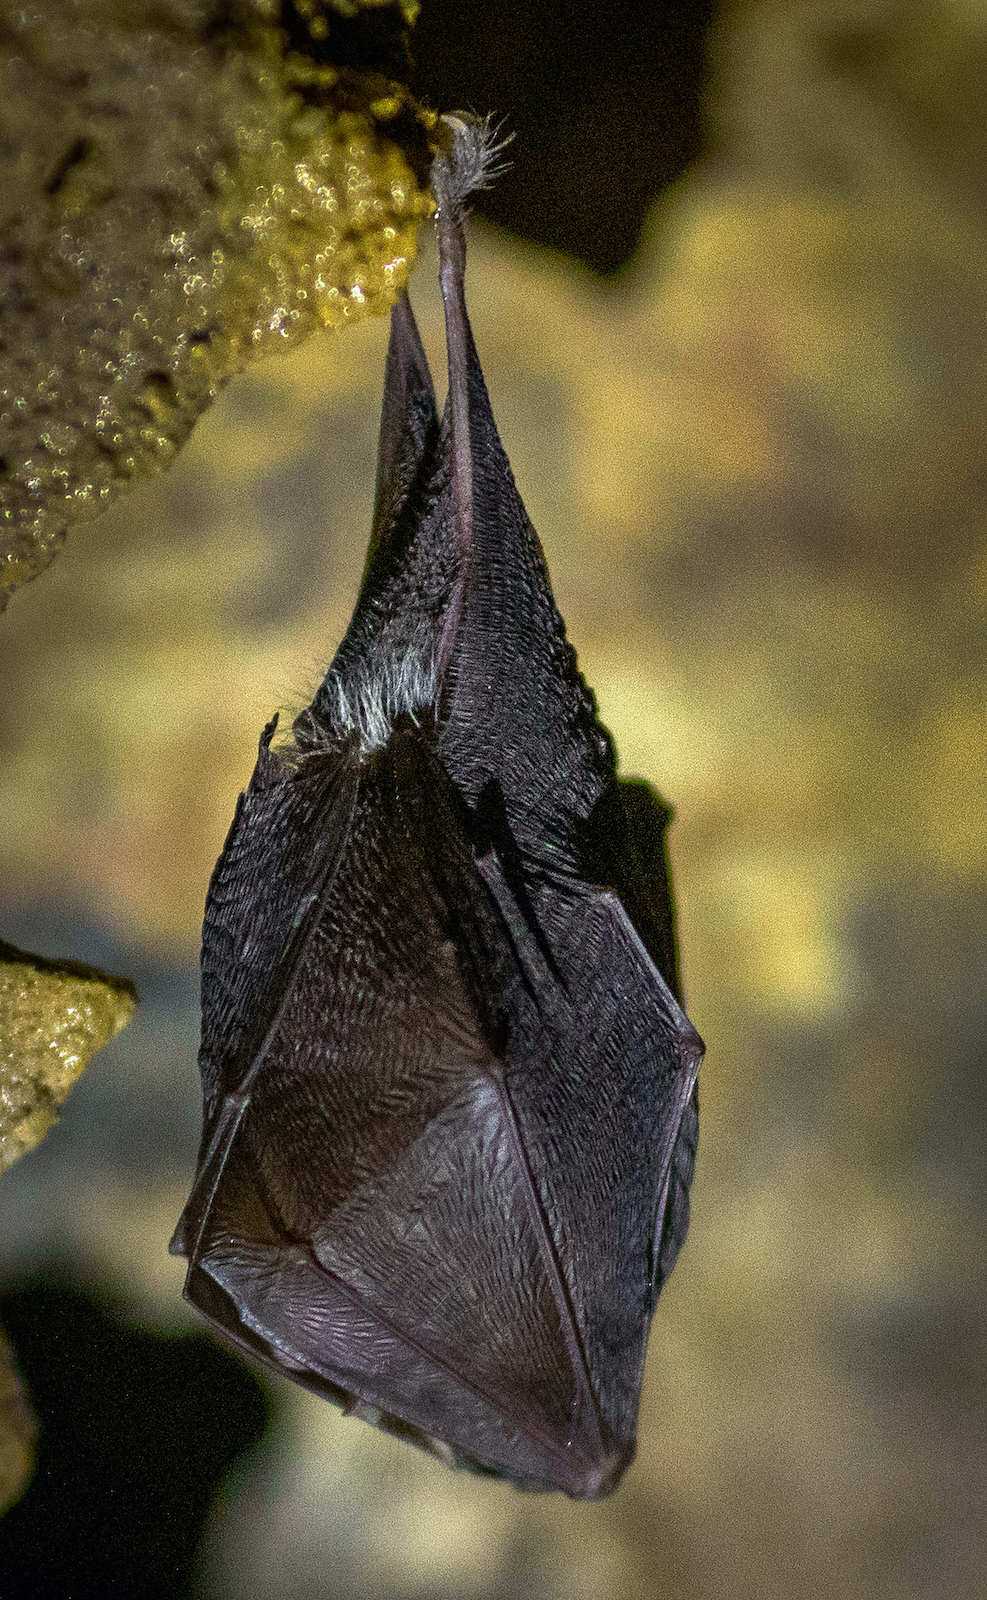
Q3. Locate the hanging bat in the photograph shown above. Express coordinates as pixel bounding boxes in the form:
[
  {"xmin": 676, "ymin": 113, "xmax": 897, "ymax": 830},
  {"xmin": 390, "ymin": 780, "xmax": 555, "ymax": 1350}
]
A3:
[{"xmin": 171, "ymin": 118, "xmax": 704, "ymax": 1499}]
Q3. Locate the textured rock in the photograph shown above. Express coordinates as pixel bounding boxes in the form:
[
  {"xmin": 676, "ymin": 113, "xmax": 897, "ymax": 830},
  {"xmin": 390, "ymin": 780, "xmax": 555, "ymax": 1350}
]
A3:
[
  {"xmin": 0, "ymin": 941, "xmax": 135, "ymax": 1513},
  {"xmin": 0, "ymin": 0, "xmax": 434, "ymax": 606},
  {"xmin": 0, "ymin": 941, "xmax": 136, "ymax": 1174}
]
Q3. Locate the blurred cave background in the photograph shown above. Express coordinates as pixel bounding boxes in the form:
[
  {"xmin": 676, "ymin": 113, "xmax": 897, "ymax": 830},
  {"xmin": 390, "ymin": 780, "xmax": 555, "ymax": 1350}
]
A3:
[{"xmin": 1, "ymin": 2, "xmax": 985, "ymax": 1598}]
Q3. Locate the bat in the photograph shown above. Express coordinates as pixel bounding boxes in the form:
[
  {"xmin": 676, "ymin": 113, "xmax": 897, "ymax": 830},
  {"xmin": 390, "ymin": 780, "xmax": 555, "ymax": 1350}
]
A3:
[{"xmin": 171, "ymin": 118, "xmax": 704, "ymax": 1499}]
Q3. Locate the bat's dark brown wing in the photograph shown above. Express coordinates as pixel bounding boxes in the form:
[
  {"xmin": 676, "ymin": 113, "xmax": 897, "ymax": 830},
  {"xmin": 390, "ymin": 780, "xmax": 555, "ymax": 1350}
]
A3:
[
  {"xmin": 174, "ymin": 724, "xmax": 698, "ymax": 1498},
  {"xmin": 297, "ymin": 295, "xmax": 455, "ymax": 753},
  {"xmin": 478, "ymin": 835, "xmax": 702, "ymax": 1483},
  {"xmin": 436, "ymin": 299, "xmax": 615, "ymax": 860},
  {"xmin": 170, "ymin": 722, "xmax": 360, "ymax": 1258},
  {"xmin": 583, "ymin": 775, "xmax": 700, "ymax": 1301},
  {"xmin": 368, "ymin": 293, "xmax": 439, "ymax": 554}
]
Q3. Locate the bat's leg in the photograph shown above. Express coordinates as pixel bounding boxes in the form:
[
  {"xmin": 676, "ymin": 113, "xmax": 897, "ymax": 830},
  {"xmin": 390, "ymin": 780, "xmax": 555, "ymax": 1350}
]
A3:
[
  {"xmin": 433, "ymin": 124, "xmax": 471, "ymax": 409},
  {"xmin": 432, "ymin": 112, "xmax": 513, "ymax": 442},
  {"xmin": 431, "ymin": 119, "xmax": 478, "ymax": 672}
]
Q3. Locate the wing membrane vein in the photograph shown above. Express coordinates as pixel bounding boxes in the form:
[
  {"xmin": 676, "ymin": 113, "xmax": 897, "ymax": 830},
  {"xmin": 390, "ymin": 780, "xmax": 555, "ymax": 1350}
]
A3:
[{"xmin": 490, "ymin": 1073, "xmax": 609, "ymax": 1461}]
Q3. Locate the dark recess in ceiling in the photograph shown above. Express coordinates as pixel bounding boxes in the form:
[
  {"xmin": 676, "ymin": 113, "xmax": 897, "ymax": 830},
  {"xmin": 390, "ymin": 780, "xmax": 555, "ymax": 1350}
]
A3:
[{"xmin": 411, "ymin": 0, "xmax": 718, "ymax": 272}]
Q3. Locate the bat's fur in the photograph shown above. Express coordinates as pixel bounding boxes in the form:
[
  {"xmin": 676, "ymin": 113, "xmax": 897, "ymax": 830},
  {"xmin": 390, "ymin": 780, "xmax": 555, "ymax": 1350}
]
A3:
[{"xmin": 325, "ymin": 639, "xmax": 437, "ymax": 753}]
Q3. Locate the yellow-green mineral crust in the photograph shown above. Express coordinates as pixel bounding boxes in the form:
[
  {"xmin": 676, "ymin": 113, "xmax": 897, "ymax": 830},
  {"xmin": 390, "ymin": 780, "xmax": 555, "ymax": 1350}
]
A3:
[
  {"xmin": 0, "ymin": 0, "xmax": 435, "ymax": 606},
  {"xmin": 0, "ymin": 941, "xmax": 136, "ymax": 1174}
]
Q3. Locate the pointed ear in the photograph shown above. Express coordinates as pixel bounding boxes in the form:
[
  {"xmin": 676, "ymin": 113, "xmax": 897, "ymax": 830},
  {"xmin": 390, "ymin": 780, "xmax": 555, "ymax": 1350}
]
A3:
[{"xmin": 370, "ymin": 292, "xmax": 440, "ymax": 555}]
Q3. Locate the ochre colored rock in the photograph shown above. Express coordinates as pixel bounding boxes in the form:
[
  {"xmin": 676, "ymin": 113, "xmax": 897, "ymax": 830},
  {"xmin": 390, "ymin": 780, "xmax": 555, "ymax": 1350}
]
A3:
[
  {"xmin": 0, "ymin": 941, "xmax": 136, "ymax": 1174},
  {"xmin": 0, "ymin": 0, "xmax": 435, "ymax": 606},
  {"xmin": 0, "ymin": 940, "xmax": 135, "ymax": 1514}
]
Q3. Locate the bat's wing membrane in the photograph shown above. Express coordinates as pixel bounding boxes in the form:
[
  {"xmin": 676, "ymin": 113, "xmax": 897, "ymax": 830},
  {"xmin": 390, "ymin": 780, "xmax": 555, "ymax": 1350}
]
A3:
[
  {"xmin": 171, "ymin": 725, "xmax": 360, "ymax": 1257},
  {"xmin": 368, "ymin": 292, "xmax": 439, "ymax": 555},
  {"xmin": 176, "ymin": 730, "xmax": 665, "ymax": 1495},
  {"xmin": 475, "ymin": 845, "xmax": 703, "ymax": 1485},
  {"xmin": 583, "ymin": 776, "xmax": 701, "ymax": 1298},
  {"xmin": 436, "ymin": 264, "xmax": 615, "ymax": 854},
  {"xmin": 300, "ymin": 295, "xmax": 456, "ymax": 746}
]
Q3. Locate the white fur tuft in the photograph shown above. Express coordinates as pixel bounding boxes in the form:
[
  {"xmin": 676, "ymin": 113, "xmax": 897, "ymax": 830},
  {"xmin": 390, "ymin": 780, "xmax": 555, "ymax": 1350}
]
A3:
[{"xmin": 326, "ymin": 642, "xmax": 437, "ymax": 754}]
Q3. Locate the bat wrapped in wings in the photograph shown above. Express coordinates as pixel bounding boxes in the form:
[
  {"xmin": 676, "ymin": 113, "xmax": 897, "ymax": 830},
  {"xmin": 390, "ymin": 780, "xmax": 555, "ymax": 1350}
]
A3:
[{"xmin": 171, "ymin": 119, "xmax": 704, "ymax": 1499}]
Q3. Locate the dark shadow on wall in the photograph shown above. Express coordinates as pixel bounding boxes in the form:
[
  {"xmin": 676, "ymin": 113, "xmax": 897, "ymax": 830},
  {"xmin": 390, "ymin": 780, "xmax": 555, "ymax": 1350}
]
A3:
[
  {"xmin": 0, "ymin": 1267, "xmax": 271, "ymax": 1600},
  {"xmin": 412, "ymin": 0, "xmax": 719, "ymax": 271}
]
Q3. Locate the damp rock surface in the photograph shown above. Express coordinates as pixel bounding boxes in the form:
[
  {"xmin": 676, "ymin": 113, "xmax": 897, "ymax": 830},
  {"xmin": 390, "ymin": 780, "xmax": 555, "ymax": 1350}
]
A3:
[
  {"xmin": 0, "ymin": 941, "xmax": 136, "ymax": 1175},
  {"xmin": 0, "ymin": 0, "xmax": 433, "ymax": 606},
  {"xmin": 0, "ymin": 939, "xmax": 135, "ymax": 1515}
]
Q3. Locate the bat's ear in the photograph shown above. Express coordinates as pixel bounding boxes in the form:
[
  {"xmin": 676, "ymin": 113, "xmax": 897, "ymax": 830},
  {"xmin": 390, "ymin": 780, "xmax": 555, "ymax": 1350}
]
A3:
[{"xmin": 369, "ymin": 292, "xmax": 440, "ymax": 556}]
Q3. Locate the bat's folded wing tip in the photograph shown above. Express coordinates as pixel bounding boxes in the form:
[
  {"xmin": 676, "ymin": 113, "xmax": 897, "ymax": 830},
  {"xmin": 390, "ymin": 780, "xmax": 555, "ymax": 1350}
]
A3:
[
  {"xmin": 571, "ymin": 1441, "xmax": 637, "ymax": 1501},
  {"xmin": 181, "ymin": 1203, "xmax": 638, "ymax": 1498},
  {"xmin": 168, "ymin": 1212, "xmax": 191, "ymax": 1258},
  {"xmin": 679, "ymin": 1018, "xmax": 705, "ymax": 1074},
  {"xmin": 590, "ymin": 888, "xmax": 705, "ymax": 1067}
]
